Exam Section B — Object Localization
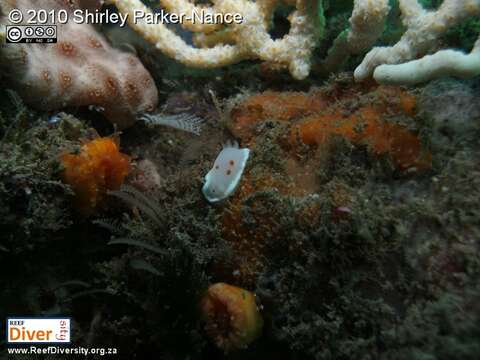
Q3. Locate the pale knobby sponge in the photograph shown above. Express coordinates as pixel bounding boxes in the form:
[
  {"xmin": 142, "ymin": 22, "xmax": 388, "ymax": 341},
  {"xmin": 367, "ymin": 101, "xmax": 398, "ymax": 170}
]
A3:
[
  {"xmin": 106, "ymin": 0, "xmax": 322, "ymax": 80},
  {"xmin": 0, "ymin": 0, "xmax": 158, "ymax": 129},
  {"xmin": 354, "ymin": 0, "xmax": 480, "ymax": 85},
  {"xmin": 200, "ymin": 283, "xmax": 263, "ymax": 352}
]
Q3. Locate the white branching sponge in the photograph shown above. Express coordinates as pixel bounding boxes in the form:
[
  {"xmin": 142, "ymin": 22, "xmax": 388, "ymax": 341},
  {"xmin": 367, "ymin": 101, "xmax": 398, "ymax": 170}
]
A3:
[
  {"xmin": 321, "ymin": 0, "xmax": 390, "ymax": 73},
  {"xmin": 354, "ymin": 0, "xmax": 480, "ymax": 85},
  {"xmin": 105, "ymin": 0, "xmax": 322, "ymax": 80}
]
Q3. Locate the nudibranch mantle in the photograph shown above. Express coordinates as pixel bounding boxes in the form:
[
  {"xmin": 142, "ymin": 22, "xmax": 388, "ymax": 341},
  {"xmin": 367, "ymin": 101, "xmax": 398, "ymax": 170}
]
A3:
[{"xmin": 202, "ymin": 141, "xmax": 250, "ymax": 203}]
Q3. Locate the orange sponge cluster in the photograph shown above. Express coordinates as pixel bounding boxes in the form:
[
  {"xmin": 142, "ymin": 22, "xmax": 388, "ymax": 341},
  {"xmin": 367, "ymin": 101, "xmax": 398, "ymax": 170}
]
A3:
[
  {"xmin": 61, "ymin": 137, "xmax": 130, "ymax": 215},
  {"xmin": 229, "ymin": 91, "xmax": 328, "ymax": 141},
  {"xmin": 230, "ymin": 84, "xmax": 431, "ymax": 172},
  {"xmin": 290, "ymin": 88, "xmax": 431, "ymax": 172},
  {"xmin": 217, "ymin": 83, "xmax": 432, "ymax": 285}
]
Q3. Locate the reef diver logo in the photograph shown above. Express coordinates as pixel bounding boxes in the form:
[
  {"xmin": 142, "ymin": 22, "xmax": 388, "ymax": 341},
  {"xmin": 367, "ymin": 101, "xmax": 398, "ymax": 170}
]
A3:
[{"xmin": 7, "ymin": 318, "xmax": 71, "ymax": 343}]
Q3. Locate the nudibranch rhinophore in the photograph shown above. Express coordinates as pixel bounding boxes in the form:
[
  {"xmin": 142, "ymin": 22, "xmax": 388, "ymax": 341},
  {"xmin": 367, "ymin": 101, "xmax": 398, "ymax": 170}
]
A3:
[{"xmin": 202, "ymin": 141, "xmax": 250, "ymax": 203}]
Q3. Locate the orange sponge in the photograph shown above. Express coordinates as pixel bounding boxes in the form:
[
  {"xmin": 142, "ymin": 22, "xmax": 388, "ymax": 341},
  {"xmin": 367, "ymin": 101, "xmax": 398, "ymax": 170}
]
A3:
[
  {"xmin": 61, "ymin": 137, "xmax": 130, "ymax": 215},
  {"xmin": 201, "ymin": 283, "xmax": 263, "ymax": 352},
  {"xmin": 290, "ymin": 106, "xmax": 432, "ymax": 172}
]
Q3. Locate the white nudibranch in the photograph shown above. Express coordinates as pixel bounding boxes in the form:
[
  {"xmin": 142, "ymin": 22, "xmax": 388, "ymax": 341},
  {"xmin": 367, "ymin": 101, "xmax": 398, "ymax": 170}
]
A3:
[{"xmin": 202, "ymin": 141, "xmax": 250, "ymax": 203}]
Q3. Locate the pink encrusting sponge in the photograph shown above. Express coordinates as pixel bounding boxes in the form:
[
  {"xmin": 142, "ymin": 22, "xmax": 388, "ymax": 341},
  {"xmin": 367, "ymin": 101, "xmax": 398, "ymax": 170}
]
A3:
[{"xmin": 0, "ymin": 0, "xmax": 158, "ymax": 129}]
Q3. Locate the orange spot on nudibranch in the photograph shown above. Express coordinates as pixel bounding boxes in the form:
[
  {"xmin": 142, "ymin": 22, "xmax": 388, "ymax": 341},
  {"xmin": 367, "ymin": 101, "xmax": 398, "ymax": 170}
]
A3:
[
  {"xmin": 229, "ymin": 160, "xmax": 235, "ymax": 166},
  {"xmin": 226, "ymin": 170, "xmax": 232, "ymax": 175}
]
